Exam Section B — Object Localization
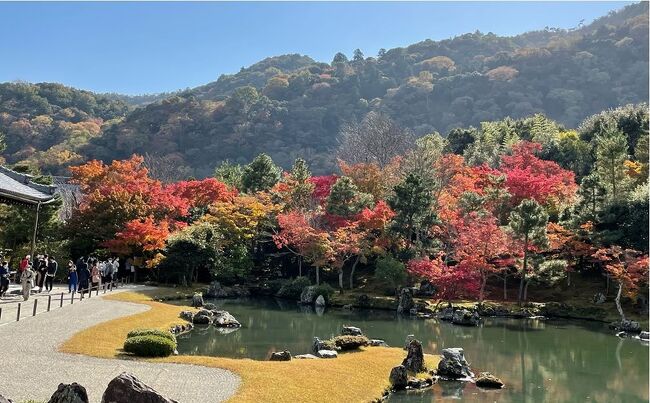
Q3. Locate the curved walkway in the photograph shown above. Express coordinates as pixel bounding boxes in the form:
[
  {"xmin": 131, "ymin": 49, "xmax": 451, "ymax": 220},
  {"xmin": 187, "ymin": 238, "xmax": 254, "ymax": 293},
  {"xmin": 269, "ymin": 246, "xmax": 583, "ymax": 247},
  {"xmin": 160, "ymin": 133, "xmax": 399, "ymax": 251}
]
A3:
[{"xmin": 0, "ymin": 286, "xmax": 240, "ymax": 403}]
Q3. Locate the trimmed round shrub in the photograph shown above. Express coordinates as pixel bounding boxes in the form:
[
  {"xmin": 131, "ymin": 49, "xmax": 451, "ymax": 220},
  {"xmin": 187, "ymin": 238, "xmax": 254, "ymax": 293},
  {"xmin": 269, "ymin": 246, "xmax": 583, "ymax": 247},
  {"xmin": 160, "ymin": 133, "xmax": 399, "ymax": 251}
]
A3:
[
  {"xmin": 127, "ymin": 328, "xmax": 176, "ymax": 343},
  {"xmin": 313, "ymin": 283, "xmax": 335, "ymax": 303},
  {"xmin": 375, "ymin": 256, "xmax": 407, "ymax": 295},
  {"xmin": 123, "ymin": 335, "xmax": 176, "ymax": 357},
  {"xmin": 331, "ymin": 335, "xmax": 370, "ymax": 351},
  {"xmin": 276, "ymin": 276, "xmax": 311, "ymax": 300}
]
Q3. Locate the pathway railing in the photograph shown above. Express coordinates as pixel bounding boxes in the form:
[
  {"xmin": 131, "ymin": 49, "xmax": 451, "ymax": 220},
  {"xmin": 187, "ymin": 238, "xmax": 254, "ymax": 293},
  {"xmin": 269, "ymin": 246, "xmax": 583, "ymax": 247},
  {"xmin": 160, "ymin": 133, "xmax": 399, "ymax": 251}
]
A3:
[{"xmin": 0, "ymin": 276, "xmax": 132, "ymax": 324}]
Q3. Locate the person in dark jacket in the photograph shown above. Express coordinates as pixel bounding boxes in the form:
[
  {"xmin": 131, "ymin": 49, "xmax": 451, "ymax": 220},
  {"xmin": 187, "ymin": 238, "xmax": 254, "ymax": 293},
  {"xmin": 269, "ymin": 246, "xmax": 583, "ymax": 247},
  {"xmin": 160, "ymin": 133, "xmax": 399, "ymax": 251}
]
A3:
[
  {"xmin": 0, "ymin": 261, "xmax": 10, "ymax": 297},
  {"xmin": 67, "ymin": 260, "xmax": 78, "ymax": 293},
  {"xmin": 45, "ymin": 256, "xmax": 58, "ymax": 292},
  {"xmin": 76, "ymin": 257, "xmax": 90, "ymax": 295}
]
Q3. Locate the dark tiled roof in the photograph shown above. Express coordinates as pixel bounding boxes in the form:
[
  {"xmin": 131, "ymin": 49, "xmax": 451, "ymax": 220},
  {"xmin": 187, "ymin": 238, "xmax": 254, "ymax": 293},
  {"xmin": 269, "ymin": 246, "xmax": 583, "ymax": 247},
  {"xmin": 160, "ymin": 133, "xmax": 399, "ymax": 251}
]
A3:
[{"xmin": 0, "ymin": 166, "xmax": 57, "ymax": 204}]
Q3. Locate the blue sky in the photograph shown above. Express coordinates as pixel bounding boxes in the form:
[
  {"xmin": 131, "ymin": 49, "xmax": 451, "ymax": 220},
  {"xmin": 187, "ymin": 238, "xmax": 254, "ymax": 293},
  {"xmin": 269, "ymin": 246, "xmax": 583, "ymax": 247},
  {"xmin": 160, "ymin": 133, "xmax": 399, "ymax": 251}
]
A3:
[{"xmin": 0, "ymin": 1, "xmax": 632, "ymax": 95}]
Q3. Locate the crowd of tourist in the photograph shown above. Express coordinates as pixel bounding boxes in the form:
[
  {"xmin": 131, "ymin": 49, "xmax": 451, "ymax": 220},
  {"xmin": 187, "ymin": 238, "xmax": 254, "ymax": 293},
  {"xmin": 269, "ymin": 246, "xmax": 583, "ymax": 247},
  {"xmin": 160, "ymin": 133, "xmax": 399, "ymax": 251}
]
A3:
[{"xmin": 0, "ymin": 254, "xmax": 128, "ymax": 301}]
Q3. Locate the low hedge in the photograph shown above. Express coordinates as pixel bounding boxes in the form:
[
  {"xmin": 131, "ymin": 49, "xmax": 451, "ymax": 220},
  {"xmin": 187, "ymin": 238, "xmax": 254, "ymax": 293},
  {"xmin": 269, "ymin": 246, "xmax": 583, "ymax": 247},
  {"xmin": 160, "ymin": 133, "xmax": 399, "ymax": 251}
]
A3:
[
  {"xmin": 123, "ymin": 335, "xmax": 176, "ymax": 357},
  {"xmin": 276, "ymin": 276, "xmax": 311, "ymax": 300},
  {"xmin": 127, "ymin": 328, "xmax": 176, "ymax": 343},
  {"xmin": 331, "ymin": 335, "xmax": 370, "ymax": 351}
]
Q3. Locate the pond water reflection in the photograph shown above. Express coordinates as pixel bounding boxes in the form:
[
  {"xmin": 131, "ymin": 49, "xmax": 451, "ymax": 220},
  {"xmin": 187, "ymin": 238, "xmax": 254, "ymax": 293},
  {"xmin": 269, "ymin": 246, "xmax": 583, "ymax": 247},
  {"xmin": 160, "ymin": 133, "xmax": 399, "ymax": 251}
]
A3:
[{"xmin": 172, "ymin": 298, "xmax": 649, "ymax": 403}]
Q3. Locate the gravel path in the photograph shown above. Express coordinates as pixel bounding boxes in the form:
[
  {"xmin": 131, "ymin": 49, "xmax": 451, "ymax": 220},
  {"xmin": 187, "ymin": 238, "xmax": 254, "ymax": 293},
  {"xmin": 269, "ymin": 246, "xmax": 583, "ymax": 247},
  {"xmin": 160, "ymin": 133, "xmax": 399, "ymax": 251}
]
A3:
[{"xmin": 0, "ymin": 287, "xmax": 241, "ymax": 402}]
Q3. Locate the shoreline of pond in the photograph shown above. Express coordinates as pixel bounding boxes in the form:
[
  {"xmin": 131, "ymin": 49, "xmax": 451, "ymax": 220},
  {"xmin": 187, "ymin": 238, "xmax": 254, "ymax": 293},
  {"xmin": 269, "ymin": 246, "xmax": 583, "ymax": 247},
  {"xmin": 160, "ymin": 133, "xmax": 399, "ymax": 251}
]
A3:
[{"xmin": 148, "ymin": 284, "xmax": 648, "ymax": 330}]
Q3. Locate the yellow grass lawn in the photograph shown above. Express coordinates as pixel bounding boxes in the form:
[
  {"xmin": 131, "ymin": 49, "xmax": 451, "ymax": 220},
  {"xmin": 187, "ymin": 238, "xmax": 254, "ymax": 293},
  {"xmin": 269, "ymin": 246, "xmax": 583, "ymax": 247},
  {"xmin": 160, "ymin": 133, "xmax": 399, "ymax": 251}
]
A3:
[{"xmin": 60, "ymin": 290, "xmax": 438, "ymax": 403}]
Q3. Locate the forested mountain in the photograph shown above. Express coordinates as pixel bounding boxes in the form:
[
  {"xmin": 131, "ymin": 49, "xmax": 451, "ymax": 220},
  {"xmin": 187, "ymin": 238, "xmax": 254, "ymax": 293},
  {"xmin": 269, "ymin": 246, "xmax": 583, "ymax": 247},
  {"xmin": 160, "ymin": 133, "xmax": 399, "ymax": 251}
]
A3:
[{"xmin": 0, "ymin": 2, "xmax": 647, "ymax": 176}]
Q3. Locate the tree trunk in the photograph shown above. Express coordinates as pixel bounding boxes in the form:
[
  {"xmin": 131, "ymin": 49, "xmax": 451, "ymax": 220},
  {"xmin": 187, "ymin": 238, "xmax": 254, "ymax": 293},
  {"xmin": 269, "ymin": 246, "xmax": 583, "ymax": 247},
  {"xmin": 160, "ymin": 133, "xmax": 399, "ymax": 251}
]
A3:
[
  {"xmin": 567, "ymin": 270, "xmax": 571, "ymax": 287},
  {"xmin": 606, "ymin": 275, "xmax": 610, "ymax": 295},
  {"xmin": 523, "ymin": 280, "xmax": 530, "ymax": 302},
  {"xmin": 503, "ymin": 275, "xmax": 508, "ymax": 300},
  {"xmin": 349, "ymin": 256, "xmax": 360, "ymax": 289},
  {"xmin": 615, "ymin": 282, "xmax": 625, "ymax": 321},
  {"xmin": 479, "ymin": 275, "xmax": 487, "ymax": 303},
  {"xmin": 338, "ymin": 269, "xmax": 344, "ymax": 289},
  {"xmin": 298, "ymin": 257, "xmax": 302, "ymax": 278},
  {"xmin": 316, "ymin": 266, "xmax": 320, "ymax": 285},
  {"xmin": 518, "ymin": 246, "xmax": 528, "ymax": 305}
]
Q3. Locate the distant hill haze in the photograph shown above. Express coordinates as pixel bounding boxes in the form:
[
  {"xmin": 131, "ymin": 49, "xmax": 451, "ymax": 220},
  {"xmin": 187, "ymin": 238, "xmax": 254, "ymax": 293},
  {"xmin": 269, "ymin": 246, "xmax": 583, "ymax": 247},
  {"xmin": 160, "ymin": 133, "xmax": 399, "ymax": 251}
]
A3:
[{"xmin": 0, "ymin": 2, "xmax": 647, "ymax": 176}]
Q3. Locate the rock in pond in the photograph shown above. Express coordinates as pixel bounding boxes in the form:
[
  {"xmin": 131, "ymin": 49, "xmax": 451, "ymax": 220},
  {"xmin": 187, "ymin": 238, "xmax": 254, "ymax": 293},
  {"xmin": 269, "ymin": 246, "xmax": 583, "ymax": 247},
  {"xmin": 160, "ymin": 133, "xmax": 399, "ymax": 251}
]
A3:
[
  {"xmin": 437, "ymin": 347, "xmax": 474, "ymax": 379},
  {"xmin": 438, "ymin": 306, "xmax": 455, "ymax": 321},
  {"xmin": 269, "ymin": 350, "xmax": 292, "ymax": 361},
  {"xmin": 295, "ymin": 354, "xmax": 318, "ymax": 359},
  {"xmin": 397, "ymin": 287, "xmax": 415, "ymax": 314},
  {"xmin": 191, "ymin": 292, "xmax": 203, "ymax": 308},
  {"xmin": 610, "ymin": 319, "xmax": 642, "ymax": 334},
  {"xmin": 48, "ymin": 383, "xmax": 89, "ymax": 403},
  {"xmin": 312, "ymin": 337, "xmax": 337, "ymax": 354},
  {"xmin": 192, "ymin": 309, "xmax": 213, "ymax": 325},
  {"xmin": 202, "ymin": 302, "xmax": 218, "ymax": 311},
  {"xmin": 389, "ymin": 365, "xmax": 408, "ymax": 390},
  {"xmin": 341, "ymin": 325, "xmax": 363, "ymax": 336},
  {"xmin": 402, "ymin": 339, "xmax": 425, "ymax": 373},
  {"xmin": 0, "ymin": 395, "xmax": 12, "ymax": 403},
  {"xmin": 102, "ymin": 372, "xmax": 177, "ymax": 403},
  {"xmin": 370, "ymin": 339, "xmax": 389, "ymax": 347},
  {"xmin": 315, "ymin": 295, "xmax": 326, "ymax": 307},
  {"xmin": 300, "ymin": 285, "xmax": 317, "ymax": 304},
  {"xmin": 639, "ymin": 331, "xmax": 649, "ymax": 340},
  {"xmin": 475, "ymin": 372, "xmax": 504, "ymax": 388},
  {"xmin": 213, "ymin": 311, "xmax": 241, "ymax": 328},
  {"xmin": 179, "ymin": 310, "xmax": 194, "ymax": 322},
  {"xmin": 316, "ymin": 349, "xmax": 338, "ymax": 358},
  {"xmin": 452, "ymin": 309, "xmax": 481, "ymax": 326},
  {"xmin": 407, "ymin": 376, "xmax": 434, "ymax": 389}
]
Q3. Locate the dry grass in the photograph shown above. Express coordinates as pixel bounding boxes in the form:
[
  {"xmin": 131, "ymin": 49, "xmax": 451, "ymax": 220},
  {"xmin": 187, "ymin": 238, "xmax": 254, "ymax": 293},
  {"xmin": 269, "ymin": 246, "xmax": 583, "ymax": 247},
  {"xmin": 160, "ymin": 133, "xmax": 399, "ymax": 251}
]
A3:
[{"xmin": 60, "ymin": 290, "xmax": 438, "ymax": 403}]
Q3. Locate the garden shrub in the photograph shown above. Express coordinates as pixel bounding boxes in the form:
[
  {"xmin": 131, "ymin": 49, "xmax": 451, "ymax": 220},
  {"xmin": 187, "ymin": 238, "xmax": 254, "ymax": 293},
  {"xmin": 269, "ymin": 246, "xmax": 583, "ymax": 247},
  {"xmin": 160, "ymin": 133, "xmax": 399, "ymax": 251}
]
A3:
[
  {"xmin": 375, "ymin": 256, "xmax": 407, "ymax": 295},
  {"xmin": 123, "ymin": 335, "xmax": 176, "ymax": 357},
  {"xmin": 276, "ymin": 276, "xmax": 311, "ymax": 300},
  {"xmin": 126, "ymin": 328, "xmax": 176, "ymax": 343},
  {"xmin": 313, "ymin": 283, "xmax": 335, "ymax": 302},
  {"xmin": 331, "ymin": 335, "xmax": 370, "ymax": 351}
]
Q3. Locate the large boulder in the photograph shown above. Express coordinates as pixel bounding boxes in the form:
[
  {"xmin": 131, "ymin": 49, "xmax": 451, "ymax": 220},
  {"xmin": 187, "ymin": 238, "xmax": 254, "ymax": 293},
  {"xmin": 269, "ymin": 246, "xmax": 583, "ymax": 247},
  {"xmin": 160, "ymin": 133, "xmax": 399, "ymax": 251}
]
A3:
[
  {"xmin": 397, "ymin": 287, "xmax": 415, "ymax": 314},
  {"xmin": 48, "ymin": 383, "xmax": 89, "ymax": 403},
  {"xmin": 300, "ymin": 286, "xmax": 317, "ymax": 304},
  {"xmin": 437, "ymin": 348, "xmax": 474, "ymax": 379},
  {"xmin": 179, "ymin": 310, "xmax": 194, "ymax": 322},
  {"xmin": 315, "ymin": 295, "xmax": 326, "ymax": 307},
  {"xmin": 202, "ymin": 302, "xmax": 218, "ymax": 311},
  {"xmin": 437, "ymin": 305, "xmax": 455, "ymax": 321},
  {"xmin": 389, "ymin": 365, "xmax": 408, "ymax": 390},
  {"xmin": 639, "ymin": 331, "xmax": 649, "ymax": 340},
  {"xmin": 316, "ymin": 349, "xmax": 338, "ymax": 358},
  {"xmin": 370, "ymin": 339, "xmax": 389, "ymax": 347},
  {"xmin": 212, "ymin": 311, "xmax": 241, "ymax": 328},
  {"xmin": 475, "ymin": 372, "xmax": 504, "ymax": 388},
  {"xmin": 402, "ymin": 339, "xmax": 425, "ymax": 373},
  {"xmin": 451, "ymin": 309, "xmax": 480, "ymax": 326},
  {"xmin": 611, "ymin": 319, "xmax": 642, "ymax": 334},
  {"xmin": 0, "ymin": 395, "xmax": 12, "ymax": 403},
  {"xmin": 102, "ymin": 373, "xmax": 177, "ymax": 403},
  {"xmin": 312, "ymin": 337, "xmax": 337, "ymax": 353},
  {"xmin": 341, "ymin": 325, "xmax": 363, "ymax": 336},
  {"xmin": 191, "ymin": 293, "xmax": 203, "ymax": 308},
  {"xmin": 269, "ymin": 350, "xmax": 292, "ymax": 361},
  {"xmin": 192, "ymin": 309, "xmax": 213, "ymax": 325}
]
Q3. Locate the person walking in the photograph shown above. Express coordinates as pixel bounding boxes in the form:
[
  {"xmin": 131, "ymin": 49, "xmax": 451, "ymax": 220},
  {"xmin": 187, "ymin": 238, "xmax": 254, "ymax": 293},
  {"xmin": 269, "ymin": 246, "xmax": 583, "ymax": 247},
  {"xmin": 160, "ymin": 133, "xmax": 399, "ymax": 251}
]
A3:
[
  {"xmin": 20, "ymin": 265, "xmax": 34, "ymax": 301},
  {"xmin": 90, "ymin": 259, "xmax": 101, "ymax": 290},
  {"xmin": 36, "ymin": 255, "xmax": 47, "ymax": 292},
  {"xmin": 45, "ymin": 256, "xmax": 58, "ymax": 292},
  {"xmin": 0, "ymin": 261, "xmax": 10, "ymax": 297},
  {"xmin": 67, "ymin": 260, "xmax": 78, "ymax": 293},
  {"xmin": 77, "ymin": 257, "xmax": 90, "ymax": 295}
]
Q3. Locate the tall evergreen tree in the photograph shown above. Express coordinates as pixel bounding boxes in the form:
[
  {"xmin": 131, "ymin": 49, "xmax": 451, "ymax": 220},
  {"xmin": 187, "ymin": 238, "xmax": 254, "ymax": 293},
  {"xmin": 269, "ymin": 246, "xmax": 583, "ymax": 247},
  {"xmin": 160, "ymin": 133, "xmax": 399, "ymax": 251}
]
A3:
[
  {"xmin": 508, "ymin": 199, "xmax": 549, "ymax": 304},
  {"xmin": 595, "ymin": 127, "xmax": 628, "ymax": 201},
  {"xmin": 241, "ymin": 153, "xmax": 282, "ymax": 193},
  {"xmin": 388, "ymin": 174, "xmax": 436, "ymax": 252}
]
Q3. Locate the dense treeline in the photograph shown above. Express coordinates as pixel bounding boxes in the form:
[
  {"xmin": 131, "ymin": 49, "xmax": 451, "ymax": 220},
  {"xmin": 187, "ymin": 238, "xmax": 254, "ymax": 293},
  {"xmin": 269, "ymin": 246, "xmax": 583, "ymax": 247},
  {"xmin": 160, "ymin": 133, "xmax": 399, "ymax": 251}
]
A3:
[
  {"xmin": 2, "ymin": 103, "xmax": 645, "ymax": 320},
  {"xmin": 0, "ymin": 2, "xmax": 647, "ymax": 176}
]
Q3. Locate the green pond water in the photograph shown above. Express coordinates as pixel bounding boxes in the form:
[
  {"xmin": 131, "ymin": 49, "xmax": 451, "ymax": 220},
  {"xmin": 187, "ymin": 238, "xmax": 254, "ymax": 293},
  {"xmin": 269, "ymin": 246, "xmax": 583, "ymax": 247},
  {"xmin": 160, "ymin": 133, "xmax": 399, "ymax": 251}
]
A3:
[{"xmin": 173, "ymin": 298, "xmax": 649, "ymax": 403}]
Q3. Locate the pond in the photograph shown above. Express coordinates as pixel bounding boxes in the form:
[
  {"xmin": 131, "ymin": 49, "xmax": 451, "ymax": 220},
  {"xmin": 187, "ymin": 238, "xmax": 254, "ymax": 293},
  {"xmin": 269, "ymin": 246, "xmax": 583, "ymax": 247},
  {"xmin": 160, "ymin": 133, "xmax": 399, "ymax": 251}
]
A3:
[{"xmin": 173, "ymin": 298, "xmax": 649, "ymax": 403}]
